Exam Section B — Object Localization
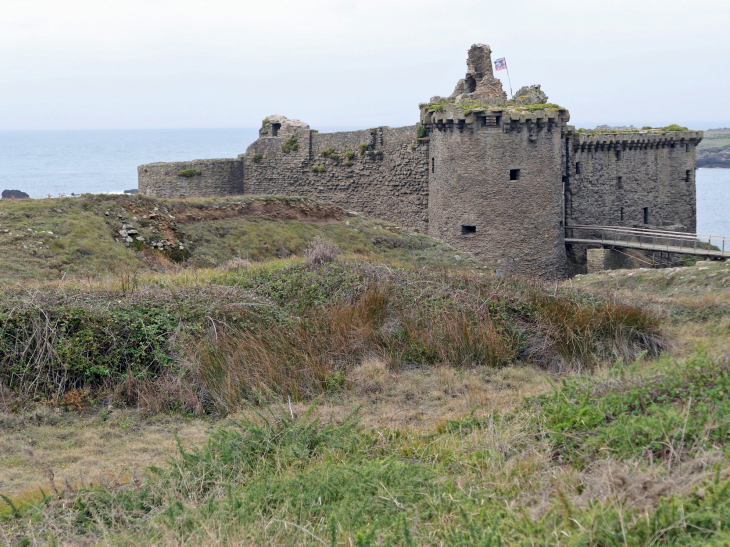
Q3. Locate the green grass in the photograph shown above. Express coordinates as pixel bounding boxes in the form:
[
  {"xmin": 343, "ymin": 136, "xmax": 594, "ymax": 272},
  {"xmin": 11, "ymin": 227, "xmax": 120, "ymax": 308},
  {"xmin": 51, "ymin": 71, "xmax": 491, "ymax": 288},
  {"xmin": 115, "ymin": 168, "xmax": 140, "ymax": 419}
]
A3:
[
  {"xmin": 4, "ymin": 350, "xmax": 730, "ymax": 545},
  {"xmin": 0, "ymin": 195, "xmax": 143, "ymax": 283},
  {"xmin": 0, "ymin": 194, "xmax": 479, "ymax": 284},
  {"xmin": 698, "ymin": 129, "xmax": 730, "ymax": 150},
  {"xmin": 177, "ymin": 169, "xmax": 202, "ymax": 178}
]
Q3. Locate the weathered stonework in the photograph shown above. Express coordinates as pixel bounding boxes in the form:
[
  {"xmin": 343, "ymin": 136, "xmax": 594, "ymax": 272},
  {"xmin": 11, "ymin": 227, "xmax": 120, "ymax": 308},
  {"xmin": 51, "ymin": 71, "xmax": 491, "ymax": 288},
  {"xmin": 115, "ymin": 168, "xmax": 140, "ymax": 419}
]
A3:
[
  {"xmin": 423, "ymin": 106, "xmax": 570, "ymax": 279},
  {"xmin": 137, "ymin": 44, "xmax": 702, "ymax": 279},
  {"xmin": 565, "ymin": 130, "xmax": 701, "ymax": 231},
  {"xmin": 241, "ymin": 125, "xmax": 429, "ymax": 231},
  {"xmin": 138, "ymin": 159, "xmax": 243, "ymax": 198}
]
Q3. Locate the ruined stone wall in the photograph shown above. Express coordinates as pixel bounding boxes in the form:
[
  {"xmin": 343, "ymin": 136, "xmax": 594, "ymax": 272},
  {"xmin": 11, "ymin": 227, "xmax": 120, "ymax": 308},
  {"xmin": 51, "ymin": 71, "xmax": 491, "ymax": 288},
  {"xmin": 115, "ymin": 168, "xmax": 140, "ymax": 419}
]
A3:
[
  {"xmin": 423, "ymin": 108, "xmax": 570, "ymax": 280},
  {"xmin": 241, "ymin": 126, "xmax": 429, "ymax": 231},
  {"xmin": 138, "ymin": 159, "xmax": 244, "ymax": 198},
  {"xmin": 565, "ymin": 131, "xmax": 702, "ymax": 232}
]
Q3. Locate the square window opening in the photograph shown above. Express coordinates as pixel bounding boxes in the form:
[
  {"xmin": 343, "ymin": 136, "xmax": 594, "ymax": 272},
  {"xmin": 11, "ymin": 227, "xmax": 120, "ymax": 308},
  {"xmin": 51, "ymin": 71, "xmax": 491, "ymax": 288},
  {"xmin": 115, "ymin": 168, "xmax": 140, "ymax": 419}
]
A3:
[
  {"xmin": 461, "ymin": 225, "xmax": 477, "ymax": 235},
  {"xmin": 643, "ymin": 207, "xmax": 649, "ymax": 224},
  {"xmin": 271, "ymin": 123, "xmax": 281, "ymax": 137},
  {"xmin": 509, "ymin": 168, "xmax": 521, "ymax": 181},
  {"xmin": 575, "ymin": 161, "xmax": 581, "ymax": 174}
]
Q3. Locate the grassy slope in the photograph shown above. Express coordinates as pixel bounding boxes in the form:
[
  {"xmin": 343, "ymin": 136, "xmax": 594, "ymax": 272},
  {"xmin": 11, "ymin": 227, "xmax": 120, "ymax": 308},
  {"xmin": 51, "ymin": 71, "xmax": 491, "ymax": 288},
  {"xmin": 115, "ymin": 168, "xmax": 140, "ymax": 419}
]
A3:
[
  {"xmin": 0, "ymin": 194, "xmax": 477, "ymax": 285},
  {"xmin": 0, "ymin": 208, "xmax": 729, "ymax": 544},
  {"xmin": 698, "ymin": 129, "xmax": 730, "ymax": 150}
]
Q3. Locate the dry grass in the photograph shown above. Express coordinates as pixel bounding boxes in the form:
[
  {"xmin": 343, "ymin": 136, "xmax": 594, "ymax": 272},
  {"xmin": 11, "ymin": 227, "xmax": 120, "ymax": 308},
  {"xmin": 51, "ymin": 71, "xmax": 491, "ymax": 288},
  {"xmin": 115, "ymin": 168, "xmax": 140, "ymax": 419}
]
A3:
[
  {"xmin": 0, "ymin": 407, "xmax": 210, "ymax": 498},
  {"xmin": 0, "ymin": 362, "xmax": 550, "ymax": 502},
  {"xmin": 305, "ymin": 358, "xmax": 551, "ymax": 431}
]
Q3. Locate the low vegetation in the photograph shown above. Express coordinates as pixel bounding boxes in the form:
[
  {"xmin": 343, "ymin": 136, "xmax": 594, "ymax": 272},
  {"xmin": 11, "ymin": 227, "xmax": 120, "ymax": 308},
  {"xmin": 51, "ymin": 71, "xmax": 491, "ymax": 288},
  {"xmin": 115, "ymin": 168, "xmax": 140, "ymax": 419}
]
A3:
[
  {"xmin": 0, "ymin": 194, "xmax": 477, "ymax": 283},
  {"xmin": 176, "ymin": 169, "xmax": 202, "ymax": 178},
  {"xmin": 0, "ymin": 256, "xmax": 661, "ymax": 415},
  {"xmin": 1, "ymin": 195, "xmax": 729, "ymax": 546},
  {"xmin": 281, "ymin": 137, "xmax": 299, "ymax": 153}
]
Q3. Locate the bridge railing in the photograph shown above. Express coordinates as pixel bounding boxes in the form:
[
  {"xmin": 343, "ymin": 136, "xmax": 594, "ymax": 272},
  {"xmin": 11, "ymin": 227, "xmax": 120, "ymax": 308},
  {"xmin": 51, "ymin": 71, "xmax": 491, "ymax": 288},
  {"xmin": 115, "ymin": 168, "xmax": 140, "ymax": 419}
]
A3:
[{"xmin": 565, "ymin": 225, "xmax": 730, "ymax": 257}]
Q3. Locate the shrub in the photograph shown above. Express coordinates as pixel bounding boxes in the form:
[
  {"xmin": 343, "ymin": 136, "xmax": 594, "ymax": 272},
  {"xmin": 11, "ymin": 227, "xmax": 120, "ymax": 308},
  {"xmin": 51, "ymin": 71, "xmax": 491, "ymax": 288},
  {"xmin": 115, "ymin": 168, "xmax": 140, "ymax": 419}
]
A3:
[
  {"xmin": 345, "ymin": 160, "xmax": 353, "ymax": 167},
  {"xmin": 662, "ymin": 124, "xmax": 688, "ymax": 132},
  {"xmin": 345, "ymin": 149, "xmax": 356, "ymax": 159},
  {"xmin": 358, "ymin": 143, "xmax": 369, "ymax": 155},
  {"xmin": 177, "ymin": 169, "xmax": 202, "ymax": 178},
  {"xmin": 321, "ymin": 147, "xmax": 336, "ymax": 157},
  {"xmin": 304, "ymin": 235, "xmax": 340, "ymax": 265},
  {"xmin": 311, "ymin": 165, "xmax": 326, "ymax": 173},
  {"xmin": 281, "ymin": 137, "xmax": 298, "ymax": 153},
  {"xmin": 252, "ymin": 153, "xmax": 263, "ymax": 163},
  {"xmin": 416, "ymin": 125, "xmax": 427, "ymax": 138},
  {"xmin": 642, "ymin": 125, "xmax": 653, "ymax": 130}
]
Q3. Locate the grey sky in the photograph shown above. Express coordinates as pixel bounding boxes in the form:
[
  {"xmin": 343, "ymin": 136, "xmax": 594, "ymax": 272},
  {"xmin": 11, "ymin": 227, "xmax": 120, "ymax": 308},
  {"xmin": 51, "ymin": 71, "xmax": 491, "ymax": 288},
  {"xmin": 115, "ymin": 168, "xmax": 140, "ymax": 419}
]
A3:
[{"xmin": 2, "ymin": 0, "xmax": 728, "ymax": 131}]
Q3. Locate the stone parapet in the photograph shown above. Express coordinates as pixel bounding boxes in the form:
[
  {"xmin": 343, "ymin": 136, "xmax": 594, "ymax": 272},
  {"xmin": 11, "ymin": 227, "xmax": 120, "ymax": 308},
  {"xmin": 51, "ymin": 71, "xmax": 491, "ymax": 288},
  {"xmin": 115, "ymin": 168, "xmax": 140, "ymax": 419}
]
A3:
[
  {"xmin": 569, "ymin": 129, "xmax": 704, "ymax": 151},
  {"xmin": 138, "ymin": 158, "xmax": 243, "ymax": 198}
]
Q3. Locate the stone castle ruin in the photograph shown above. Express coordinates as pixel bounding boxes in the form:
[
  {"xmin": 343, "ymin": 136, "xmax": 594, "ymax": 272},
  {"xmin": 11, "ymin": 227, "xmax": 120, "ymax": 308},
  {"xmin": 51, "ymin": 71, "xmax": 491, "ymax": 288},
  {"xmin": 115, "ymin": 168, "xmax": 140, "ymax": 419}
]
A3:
[{"xmin": 138, "ymin": 44, "xmax": 703, "ymax": 279}]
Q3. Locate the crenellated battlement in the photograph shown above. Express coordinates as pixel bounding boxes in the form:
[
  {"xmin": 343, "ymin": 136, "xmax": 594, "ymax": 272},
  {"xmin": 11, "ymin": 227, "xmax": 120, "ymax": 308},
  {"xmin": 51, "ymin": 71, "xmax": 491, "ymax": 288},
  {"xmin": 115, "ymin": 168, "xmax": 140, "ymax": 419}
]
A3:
[
  {"xmin": 421, "ymin": 104, "xmax": 570, "ymax": 137},
  {"xmin": 568, "ymin": 127, "xmax": 703, "ymax": 151}
]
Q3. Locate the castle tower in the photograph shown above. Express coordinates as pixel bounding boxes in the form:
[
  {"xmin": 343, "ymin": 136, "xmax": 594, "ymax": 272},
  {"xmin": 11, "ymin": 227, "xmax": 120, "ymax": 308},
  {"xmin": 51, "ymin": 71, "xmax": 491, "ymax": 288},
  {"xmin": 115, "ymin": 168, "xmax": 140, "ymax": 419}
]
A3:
[{"xmin": 422, "ymin": 44, "xmax": 569, "ymax": 279}]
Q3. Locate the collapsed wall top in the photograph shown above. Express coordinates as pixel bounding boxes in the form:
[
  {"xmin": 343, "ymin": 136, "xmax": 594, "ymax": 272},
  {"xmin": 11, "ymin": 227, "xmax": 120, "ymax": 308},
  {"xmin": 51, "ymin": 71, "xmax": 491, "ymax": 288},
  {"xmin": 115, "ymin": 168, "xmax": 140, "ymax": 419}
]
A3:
[
  {"xmin": 432, "ymin": 44, "xmax": 508, "ymax": 105},
  {"xmin": 259, "ymin": 115, "xmax": 310, "ymax": 138}
]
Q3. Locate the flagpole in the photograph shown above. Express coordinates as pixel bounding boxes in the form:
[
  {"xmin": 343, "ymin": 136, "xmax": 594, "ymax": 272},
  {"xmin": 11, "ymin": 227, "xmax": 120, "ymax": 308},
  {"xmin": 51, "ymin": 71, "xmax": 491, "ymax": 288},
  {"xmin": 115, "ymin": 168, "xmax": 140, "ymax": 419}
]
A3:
[{"xmin": 505, "ymin": 62, "xmax": 513, "ymax": 99}]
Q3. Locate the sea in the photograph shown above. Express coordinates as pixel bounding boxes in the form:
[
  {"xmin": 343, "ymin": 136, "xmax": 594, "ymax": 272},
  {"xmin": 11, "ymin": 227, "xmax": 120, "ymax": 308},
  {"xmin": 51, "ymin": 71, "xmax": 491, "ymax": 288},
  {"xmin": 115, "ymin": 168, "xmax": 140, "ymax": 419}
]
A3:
[{"xmin": 0, "ymin": 129, "xmax": 728, "ymax": 237}]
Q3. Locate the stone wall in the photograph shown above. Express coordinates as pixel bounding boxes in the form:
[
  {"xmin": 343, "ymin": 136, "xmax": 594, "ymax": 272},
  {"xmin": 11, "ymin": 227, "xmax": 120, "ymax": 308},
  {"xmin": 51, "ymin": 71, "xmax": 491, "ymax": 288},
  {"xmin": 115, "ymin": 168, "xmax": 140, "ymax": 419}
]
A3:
[
  {"xmin": 241, "ymin": 125, "xmax": 430, "ymax": 231},
  {"xmin": 138, "ymin": 159, "xmax": 243, "ymax": 198},
  {"xmin": 565, "ymin": 130, "xmax": 702, "ymax": 232},
  {"xmin": 423, "ymin": 108, "xmax": 571, "ymax": 280}
]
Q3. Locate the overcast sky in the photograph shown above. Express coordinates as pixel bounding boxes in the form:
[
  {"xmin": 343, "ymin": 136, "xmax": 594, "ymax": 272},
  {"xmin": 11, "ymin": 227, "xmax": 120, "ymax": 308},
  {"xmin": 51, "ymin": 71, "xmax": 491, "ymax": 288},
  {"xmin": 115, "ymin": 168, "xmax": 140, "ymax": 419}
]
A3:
[{"xmin": 2, "ymin": 0, "xmax": 728, "ymax": 131}]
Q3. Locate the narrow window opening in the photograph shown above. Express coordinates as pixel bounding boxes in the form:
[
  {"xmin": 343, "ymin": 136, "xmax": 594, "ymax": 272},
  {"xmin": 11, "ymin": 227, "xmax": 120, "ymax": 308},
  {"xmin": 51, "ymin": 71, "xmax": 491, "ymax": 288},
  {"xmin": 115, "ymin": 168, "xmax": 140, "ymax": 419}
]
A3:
[
  {"xmin": 562, "ymin": 175, "xmax": 567, "ymax": 183},
  {"xmin": 686, "ymin": 143, "xmax": 690, "ymax": 153},
  {"xmin": 509, "ymin": 168, "xmax": 521, "ymax": 181},
  {"xmin": 643, "ymin": 207, "xmax": 649, "ymax": 224},
  {"xmin": 620, "ymin": 207, "xmax": 624, "ymax": 221},
  {"xmin": 271, "ymin": 123, "xmax": 281, "ymax": 137},
  {"xmin": 431, "ymin": 158, "xmax": 434, "ymax": 173},
  {"xmin": 575, "ymin": 162, "xmax": 581, "ymax": 174},
  {"xmin": 617, "ymin": 176, "xmax": 623, "ymax": 189},
  {"xmin": 560, "ymin": 220, "xmax": 564, "ymax": 228},
  {"xmin": 461, "ymin": 225, "xmax": 476, "ymax": 235},
  {"xmin": 615, "ymin": 149, "xmax": 622, "ymax": 161},
  {"xmin": 685, "ymin": 170, "xmax": 691, "ymax": 182}
]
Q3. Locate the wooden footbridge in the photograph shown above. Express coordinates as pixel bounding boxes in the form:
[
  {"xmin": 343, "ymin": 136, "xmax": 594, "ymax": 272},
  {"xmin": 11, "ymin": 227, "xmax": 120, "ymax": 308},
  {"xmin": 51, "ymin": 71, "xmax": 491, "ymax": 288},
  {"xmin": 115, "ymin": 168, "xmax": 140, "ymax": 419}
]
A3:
[{"xmin": 564, "ymin": 225, "xmax": 730, "ymax": 259}]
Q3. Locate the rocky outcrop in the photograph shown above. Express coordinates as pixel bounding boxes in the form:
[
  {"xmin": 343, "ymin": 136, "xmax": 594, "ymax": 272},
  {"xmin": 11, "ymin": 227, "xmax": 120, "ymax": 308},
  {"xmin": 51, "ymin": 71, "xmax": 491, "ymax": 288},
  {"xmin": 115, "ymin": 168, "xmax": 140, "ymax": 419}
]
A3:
[
  {"xmin": 510, "ymin": 85, "xmax": 548, "ymax": 105},
  {"xmin": 697, "ymin": 145, "xmax": 730, "ymax": 168},
  {"xmin": 2, "ymin": 190, "xmax": 29, "ymax": 199}
]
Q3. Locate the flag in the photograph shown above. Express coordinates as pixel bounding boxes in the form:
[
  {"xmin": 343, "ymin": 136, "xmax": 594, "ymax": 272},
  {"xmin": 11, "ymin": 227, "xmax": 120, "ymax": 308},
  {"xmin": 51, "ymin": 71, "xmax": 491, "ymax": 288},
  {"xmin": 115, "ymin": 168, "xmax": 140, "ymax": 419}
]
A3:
[{"xmin": 494, "ymin": 58, "xmax": 507, "ymax": 71}]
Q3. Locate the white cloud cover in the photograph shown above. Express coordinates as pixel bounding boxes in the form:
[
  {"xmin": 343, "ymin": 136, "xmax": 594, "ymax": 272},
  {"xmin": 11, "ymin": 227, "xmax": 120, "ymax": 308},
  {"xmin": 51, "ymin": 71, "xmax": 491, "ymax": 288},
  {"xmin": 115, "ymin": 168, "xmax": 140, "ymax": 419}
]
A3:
[{"xmin": 1, "ymin": 0, "xmax": 728, "ymax": 130}]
